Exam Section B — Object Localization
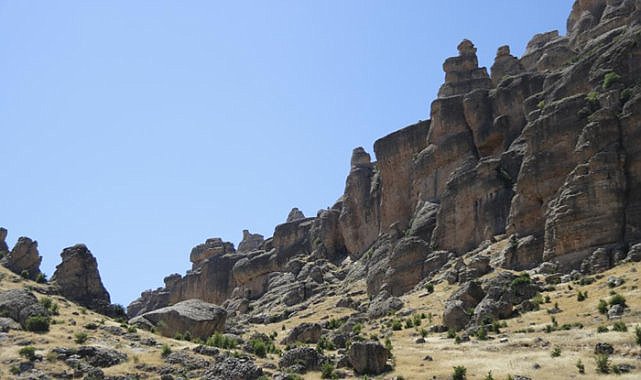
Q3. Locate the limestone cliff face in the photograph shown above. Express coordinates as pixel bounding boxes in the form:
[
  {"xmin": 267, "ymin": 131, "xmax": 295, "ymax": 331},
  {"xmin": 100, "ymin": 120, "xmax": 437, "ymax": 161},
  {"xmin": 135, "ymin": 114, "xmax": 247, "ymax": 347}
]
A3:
[{"xmin": 129, "ymin": 0, "xmax": 641, "ymax": 314}]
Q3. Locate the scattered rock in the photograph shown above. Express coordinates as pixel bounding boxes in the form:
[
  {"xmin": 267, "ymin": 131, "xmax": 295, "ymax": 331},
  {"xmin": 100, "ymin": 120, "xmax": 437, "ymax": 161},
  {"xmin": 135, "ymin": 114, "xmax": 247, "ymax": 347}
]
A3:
[
  {"xmin": 367, "ymin": 290, "xmax": 403, "ymax": 319},
  {"xmin": 203, "ymin": 356, "xmax": 263, "ymax": 380},
  {"xmin": 279, "ymin": 347, "xmax": 327, "ymax": 372},
  {"xmin": 594, "ymin": 342, "xmax": 614, "ymax": 355},
  {"xmin": 286, "ymin": 208, "xmax": 306, "ymax": 223},
  {"xmin": 0, "ymin": 288, "xmax": 48, "ymax": 326}
]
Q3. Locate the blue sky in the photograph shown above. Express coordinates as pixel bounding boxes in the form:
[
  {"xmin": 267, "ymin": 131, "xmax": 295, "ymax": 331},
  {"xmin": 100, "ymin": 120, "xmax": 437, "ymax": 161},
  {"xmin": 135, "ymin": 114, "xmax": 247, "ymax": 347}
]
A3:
[{"xmin": 0, "ymin": 1, "xmax": 574, "ymax": 306}]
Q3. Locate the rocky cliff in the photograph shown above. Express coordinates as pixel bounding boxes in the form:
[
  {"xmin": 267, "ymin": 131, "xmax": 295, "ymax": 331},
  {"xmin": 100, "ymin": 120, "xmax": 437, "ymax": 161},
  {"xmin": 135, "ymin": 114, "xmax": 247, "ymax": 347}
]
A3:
[{"xmin": 127, "ymin": 0, "xmax": 641, "ymax": 321}]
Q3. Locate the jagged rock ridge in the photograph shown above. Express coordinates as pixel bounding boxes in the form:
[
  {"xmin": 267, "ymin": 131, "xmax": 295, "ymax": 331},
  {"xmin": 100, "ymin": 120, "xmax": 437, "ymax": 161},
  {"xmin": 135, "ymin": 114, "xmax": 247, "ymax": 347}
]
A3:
[{"xmin": 121, "ymin": 0, "xmax": 641, "ymax": 321}]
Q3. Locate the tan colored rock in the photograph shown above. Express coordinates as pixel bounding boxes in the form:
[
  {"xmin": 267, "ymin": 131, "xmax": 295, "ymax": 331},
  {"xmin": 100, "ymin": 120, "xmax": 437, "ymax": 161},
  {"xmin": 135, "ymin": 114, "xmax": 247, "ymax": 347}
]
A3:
[
  {"xmin": 0, "ymin": 227, "xmax": 8, "ymax": 253},
  {"xmin": 286, "ymin": 207, "xmax": 305, "ymax": 223},
  {"xmin": 373, "ymin": 121, "xmax": 429, "ymax": 233},
  {"xmin": 490, "ymin": 45, "xmax": 524, "ymax": 86},
  {"xmin": 189, "ymin": 237, "xmax": 235, "ymax": 269},
  {"xmin": 439, "ymin": 39, "xmax": 492, "ymax": 98},
  {"xmin": 4, "ymin": 236, "xmax": 42, "ymax": 280},
  {"xmin": 51, "ymin": 244, "xmax": 111, "ymax": 313},
  {"xmin": 238, "ymin": 230, "xmax": 264, "ymax": 253},
  {"xmin": 130, "ymin": 299, "xmax": 226, "ymax": 340},
  {"xmin": 339, "ymin": 147, "xmax": 380, "ymax": 256}
]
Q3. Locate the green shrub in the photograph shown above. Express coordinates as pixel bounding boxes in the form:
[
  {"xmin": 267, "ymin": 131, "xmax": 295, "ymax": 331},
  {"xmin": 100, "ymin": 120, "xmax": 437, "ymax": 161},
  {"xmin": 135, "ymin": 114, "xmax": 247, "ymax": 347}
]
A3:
[
  {"xmin": 206, "ymin": 332, "xmax": 237, "ymax": 349},
  {"xmin": 160, "ymin": 344, "xmax": 171, "ymax": 357},
  {"xmin": 35, "ymin": 273, "xmax": 47, "ymax": 284},
  {"xmin": 10, "ymin": 365, "xmax": 20, "ymax": 375},
  {"xmin": 25, "ymin": 315, "xmax": 50, "ymax": 332},
  {"xmin": 384, "ymin": 337, "xmax": 393, "ymax": 352},
  {"xmin": 320, "ymin": 362, "xmax": 337, "ymax": 379},
  {"xmin": 621, "ymin": 88, "xmax": 633, "ymax": 102},
  {"xmin": 598, "ymin": 299, "xmax": 608, "ymax": 314},
  {"xmin": 20, "ymin": 270, "xmax": 30, "ymax": 279},
  {"xmin": 586, "ymin": 91, "xmax": 599, "ymax": 104},
  {"xmin": 612, "ymin": 321, "xmax": 627, "ymax": 332},
  {"xmin": 537, "ymin": 100, "xmax": 545, "ymax": 109},
  {"xmin": 609, "ymin": 294, "xmax": 626, "ymax": 307},
  {"xmin": 511, "ymin": 273, "xmax": 531, "ymax": 288},
  {"xmin": 412, "ymin": 314, "xmax": 422, "ymax": 326},
  {"xmin": 182, "ymin": 331, "xmax": 192, "ymax": 342},
  {"xmin": 595, "ymin": 354, "xmax": 610, "ymax": 374},
  {"xmin": 74, "ymin": 332, "xmax": 89, "ymax": 344},
  {"xmin": 476, "ymin": 326, "xmax": 488, "ymax": 341},
  {"xmin": 484, "ymin": 371, "xmax": 495, "ymax": 380},
  {"xmin": 352, "ymin": 323, "xmax": 363, "ymax": 334},
  {"xmin": 425, "ymin": 283, "xmax": 435, "ymax": 293},
  {"xmin": 452, "ymin": 365, "xmax": 467, "ymax": 380},
  {"xmin": 420, "ymin": 328, "xmax": 428, "ymax": 338},
  {"xmin": 551, "ymin": 346, "xmax": 561, "ymax": 358},
  {"xmin": 576, "ymin": 359, "xmax": 585, "ymax": 374},
  {"xmin": 577, "ymin": 291, "xmax": 588, "ymax": 302},
  {"xmin": 404, "ymin": 318, "xmax": 414, "ymax": 329},
  {"xmin": 635, "ymin": 326, "xmax": 641, "ymax": 345},
  {"xmin": 19, "ymin": 346, "xmax": 37, "ymax": 361},
  {"xmin": 250, "ymin": 339, "xmax": 267, "ymax": 358},
  {"xmin": 447, "ymin": 329, "xmax": 457, "ymax": 339},
  {"xmin": 127, "ymin": 325, "xmax": 137, "ymax": 333},
  {"xmin": 391, "ymin": 319, "xmax": 402, "ymax": 331},
  {"xmin": 173, "ymin": 332, "xmax": 184, "ymax": 341},
  {"xmin": 326, "ymin": 318, "xmax": 343, "ymax": 330},
  {"xmin": 454, "ymin": 335, "xmax": 462, "ymax": 344},
  {"xmin": 603, "ymin": 71, "xmax": 621, "ymax": 89},
  {"xmin": 597, "ymin": 325, "xmax": 609, "ymax": 333}
]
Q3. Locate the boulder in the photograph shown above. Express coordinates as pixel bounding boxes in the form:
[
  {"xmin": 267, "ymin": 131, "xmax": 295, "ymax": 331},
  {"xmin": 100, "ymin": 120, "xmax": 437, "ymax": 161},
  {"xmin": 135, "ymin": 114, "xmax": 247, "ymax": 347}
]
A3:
[
  {"xmin": 367, "ymin": 290, "xmax": 403, "ymax": 319},
  {"xmin": 203, "ymin": 356, "xmax": 263, "ymax": 380},
  {"xmin": 442, "ymin": 281, "xmax": 485, "ymax": 330},
  {"xmin": 130, "ymin": 299, "xmax": 226, "ymax": 340},
  {"xmin": 4, "ymin": 236, "xmax": 42, "ymax": 280},
  {"xmin": 0, "ymin": 289, "xmax": 48, "ymax": 327},
  {"xmin": 281, "ymin": 323, "xmax": 322, "ymax": 345},
  {"xmin": 0, "ymin": 227, "xmax": 8, "ymax": 253},
  {"xmin": 189, "ymin": 238, "xmax": 235, "ymax": 268},
  {"xmin": 348, "ymin": 341, "xmax": 390, "ymax": 375},
  {"xmin": 51, "ymin": 244, "xmax": 111, "ymax": 313},
  {"xmin": 286, "ymin": 207, "xmax": 306, "ymax": 223},
  {"xmin": 279, "ymin": 347, "xmax": 327, "ymax": 372},
  {"xmin": 595, "ymin": 342, "xmax": 615, "ymax": 355}
]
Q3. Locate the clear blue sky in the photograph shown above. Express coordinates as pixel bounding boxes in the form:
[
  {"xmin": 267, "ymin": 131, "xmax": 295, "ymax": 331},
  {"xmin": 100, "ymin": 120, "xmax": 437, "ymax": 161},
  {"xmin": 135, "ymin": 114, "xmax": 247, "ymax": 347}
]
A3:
[{"xmin": 0, "ymin": 1, "xmax": 574, "ymax": 306}]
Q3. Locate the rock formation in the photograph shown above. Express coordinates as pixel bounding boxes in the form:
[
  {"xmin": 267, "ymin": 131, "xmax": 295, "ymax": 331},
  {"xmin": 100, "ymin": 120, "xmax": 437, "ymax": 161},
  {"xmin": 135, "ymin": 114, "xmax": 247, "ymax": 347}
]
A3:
[
  {"xmin": 0, "ymin": 227, "xmax": 8, "ymax": 253},
  {"xmin": 51, "ymin": 244, "xmax": 111, "ymax": 313},
  {"xmin": 3, "ymin": 235, "xmax": 42, "ymax": 280},
  {"xmin": 128, "ymin": 0, "xmax": 641, "ymax": 328},
  {"xmin": 237, "ymin": 229, "xmax": 264, "ymax": 253}
]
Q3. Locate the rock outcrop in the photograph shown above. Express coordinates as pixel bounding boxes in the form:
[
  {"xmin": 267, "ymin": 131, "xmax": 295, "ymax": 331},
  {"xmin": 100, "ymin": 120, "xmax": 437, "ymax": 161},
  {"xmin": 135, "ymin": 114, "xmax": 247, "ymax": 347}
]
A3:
[
  {"xmin": 51, "ymin": 244, "xmax": 111, "ymax": 313},
  {"xmin": 348, "ymin": 341, "xmax": 390, "ymax": 375},
  {"xmin": 130, "ymin": 299, "xmax": 227, "ymax": 340},
  {"xmin": 3, "ymin": 235, "xmax": 42, "ymax": 280},
  {"xmin": 0, "ymin": 289, "xmax": 49, "ymax": 327},
  {"xmin": 238, "ymin": 230, "xmax": 264, "ymax": 253},
  {"xmin": 0, "ymin": 227, "xmax": 8, "ymax": 253}
]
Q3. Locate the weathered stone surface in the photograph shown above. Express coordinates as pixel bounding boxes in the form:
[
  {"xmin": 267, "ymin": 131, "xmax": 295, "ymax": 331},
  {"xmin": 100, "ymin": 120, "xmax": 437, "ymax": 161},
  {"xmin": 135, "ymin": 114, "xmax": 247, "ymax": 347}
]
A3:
[
  {"xmin": 281, "ymin": 323, "xmax": 322, "ymax": 345},
  {"xmin": 384, "ymin": 237, "xmax": 430, "ymax": 296},
  {"xmin": 491, "ymin": 45, "xmax": 524, "ymax": 86},
  {"xmin": 348, "ymin": 341, "xmax": 390, "ymax": 375},
  {"xmin": 367, "ymin": 290, "xmax": 403, "ymax": 319},
  {"xmin": 286, "ymin": 207, "xmax": 306, "ymax": 223},
  {"xmin": 4, "ymin": 236, "xmax": 42, "ymax": 279},
  {"xmin": 442, "ymin": 281, "xmax": 485, "ymax": 330},
  {"xmin": 189, "ymin": 238, "xmax": 235, "ymax": 269},
  {"xmin": 237, "ymin": 230, "xmax": 264, "ymax": 254},
  {"xmin": 439, "ymin": 39, "xmax": 492, "ymax": 97},
  {"xmin": 279, "ymin": 347, "xmax": 327, "ymax": 372},
  {"xmin": 0, "ymin": 289, "xmax": 48, "ymax": 326},
  {"xmin": 309, "ymin": 208, "xmax": 347, "ymax": 262},
  {"xmin": 130, "ymin": 299, "xmax": 226, "ymax": 340},
  {"xmin": 373, "ymin": 121, "xmax": 429, "ymax": 233},
  {"xmin": 339, "ymin": 147, "xmax": 380, "ymax": 256},
  {"xmin": 51, "ymin": 244, "xmax": 111, "ymax": 313},
  {"xmin": 232, "ymin": 250, "xmax": 277, "ymax": 300},
  {"xmin": 203, "ymin": 356, "xmax": 263, "ymax": 380},
  {"xmin": 0, "ymin": 227, "xmax": 8, "ymax": 253}
]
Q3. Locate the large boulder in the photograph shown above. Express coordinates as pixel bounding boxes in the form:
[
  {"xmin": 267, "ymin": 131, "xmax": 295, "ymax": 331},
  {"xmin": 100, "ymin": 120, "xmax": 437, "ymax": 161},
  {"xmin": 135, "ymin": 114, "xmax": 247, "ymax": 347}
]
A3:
[
  {"xmin": 442, "ymin": 281, "xmax": 485, "ymax": 330},
  {"xmin": 281, "ymin": 322, "xmax": 322, "ymax": 345},
  {"xmin": 4, "ymin": 236, "xmax": 42, "ymax": 280},
  {"xmin": 0, "ymin": 227, "xmax": 9, "ymax": 253},
  {"xmin": 279, "ymin": 347, "xmax": 327, "ymax": 372},
  {"xmin": 130, "ymin": 299, "xmax": 226, "ymax": 340},
  {"xmin": 51, "ymin": 244, "xmax": 111, "ymax": 313},
  {"xmin": 237, "ymin": 230, "xmax": 264, "ymax": 253},
  {"xmin": 0, "ymin": 289, "xmax": 48, "ymax": 327},
  {"xmin": 203, "ymin": 356, "xmax": 263, "ymax": 380},
  {"xmin": 348, "ymin": 341, "xmax": 390, "ymax": 375}
]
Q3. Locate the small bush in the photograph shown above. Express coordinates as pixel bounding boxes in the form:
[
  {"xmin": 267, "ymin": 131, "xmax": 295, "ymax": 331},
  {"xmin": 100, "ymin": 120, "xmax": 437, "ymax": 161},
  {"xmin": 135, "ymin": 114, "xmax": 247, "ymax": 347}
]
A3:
[
  {"xmin": 621, "ymin": 88, "xmax": 633, "ymax": 102},
  {"xmin": 250, "ymin": 339, "xmax": 267, "ymax": 358},
  {"xmin": 391, "ymin": 319, "xmax": 402, "ymax": 331},
  {"xmin": 484, "ymin": 371, "xmax": 495, "ymax": 380},
  {"xmin": 577, "ymin": 291, "xmax": 588, "ymax": 302},
  {"xmin": 603, "ymin": 71, "xmax": 621, "ymax": 89},
  {"xmin": 612, "ymin": 321, "xmax": 627, "ymax": 332},
  {"xmin": 206, "ymin": 332, "xmax": 237, "ymax": 349},
  {"xmin": 447, "ymin": 329, "xmax": 457, "ymax": 339},
  {"xmin": 161, "ymin": 344, "xmax": 171, "ymax": 358},
  {"xmin": 420, "ymin": 328, "xmax": 428, "ymax": 338},
  {"xmin": 352, "ymin": 323, "xmax": 363, "ymax": 334},
  {"xmin": 412, "ymin": 314, "xmax": 422, "ymax": 326},
  {"xmin": 597, "ymin": 299, "xmax": 608, "ymax": 314},
  {"xmin": 476, "ymin": 326, "xmax": 488, "ymax": 341},
  {"xmin": 635, "ymin": 326, "xmax": 641, "ymax": 345},
  {"xmin": 511, "ymin": 273, "xmax": 531, "ymax": 288},
  {"xmin": 586, "ymin": 91, "xmax": 599, "ymax": 104},
  {"xmin": 551, "ymin": 346, "xmax": 561, "ymax": 358},
  {"xmin": 609, "ymin": 294, "xmax": 626, "ymax": 307},
  {"xmin": 20, "ymin": 270, "xmax": 30, "ymax": 279},
  {"xmin": 35, "ymin": 273, "xmax": 47, "ymax": 284},
  {"xmin": 320, "ymin": 362, "xmax": 337, "ymax": 379},
  {"xmin": 404, "ymin": 318, "xmax": 414, "ymax": 329},
  {"xmin": 74, "ymin": 332, "xmax": 89, "ymax": 344},
  {"xmin": 326, "ymin": 318, "xmax": 343, "ymax": 330},
  {"xmin": 425, "ymin": 283, "xmax": 435, "ymax": 293},
  {"xmin": 25, "ymin": 315, "xmax": 50, "ymax": 332},
  {"xmin": 10, "ymin": 365, "xmax": 20, "ymax": 375},
  {"xmin": 595, "ymin": 354, "xmax": 610, "ymax": 374},
  {"xmin": 19, "ymin": 346, "xmax": 37, "ymax": 361},
  {"xmin": 454, "ymin": 335, "xmax": 462, "ymax": 344},
  {"xmin": 384, "ymin": 337, "xmax": 393, "ymax": 352},
  {"xmin": 576, "ymin": 359, "xmax": 585, "ymax": 374},
  {"xmin": 127, "ymin": 325, "xmax": 137, "ymax": 333},
  {"xmin": 537, "ymin": 100, "xmax": 545, "ymax": 109},
  {"xmin": 183, "ymin": 331, "xmax": 192, "ymax": 342},
  {"xmin": 452, "ymin": 365, "xmax": 467, "ymax": 380},
  {"xmin": 597, "ymin": 325, "xmax": 609, "ymax": 333}
]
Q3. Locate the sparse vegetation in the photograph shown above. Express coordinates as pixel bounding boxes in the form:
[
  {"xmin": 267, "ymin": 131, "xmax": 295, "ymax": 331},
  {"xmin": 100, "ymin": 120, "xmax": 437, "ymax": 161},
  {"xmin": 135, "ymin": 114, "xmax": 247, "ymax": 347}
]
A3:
[
  {"xmin": 391, "ymin": 319, "xmax": 403, "ymax": 331},
  {"xmin": 25, "ymin": 315, "xmax": 50, "ymax": 332},
  {"xmin": 74, "ymin": 332, "xmax": 89, "ymax": 344},
  {"xmin": 19, "ymin": 346, "xmax": 37, "ymax": 361},
  {"xmin": 425, "ymin": 283, "xmax": 435, "ymax": 293},
  {"xmin": 577, "ymin": 290, "xmax": 588, "ymax": 302},
  {"xmin": 576, "ymin": 359, "xmax": 585, "ymax": 374},
  {"xmin": 597, "ymin": 325, "xmax": 609, "ymax": 333},
  {"xmin": 452, "ymin": 365, "xmax": 467, "ymax": 380},
  {"xmin": 595, "ymin": 354, "xmax": 610, "ymax": 374},
  {"xmin": 598, "ymin": 299, "xmax": 608, "ymax": 314},
  {"xmin": 609, "ymin": 293, "xmax": 626, "ymax": 307},
  {"xmin": 635, "ymin": 325, "xmax": 641, "ymax": 345},
  {"xmin": 603, "ymin": 71, "xmax": 621, "ymax": 89},
  {"xmin": 551, "ymin": 346, "xmax": 561, "ymax": 358},
  {"xmin": 326, "ymin": 318, "xmax": 343, "ymax": 330},
  {"xmin": 320, "ymin": 362, "xmax": 337, "ymax": 379},
  {"xmin": 511, "ymin": 273, "xmax": 531, "ymax": 288},
  {"xmin": 537, "ymin": 100, "xmax": 545, "ymax": 109},
  {"xmin": 35, "ymin": 272, "xmax": 47, "ymax": 283},
  {"xmin": 586, "ymin": 91, "xmax": 599, "ymax": 104},
  {"xmin": 612, "ymin": 321, "xmax": 627, "ymax": 332},
  {"xmin": 206, "ymin": 332, "xmax": 237, "ymax": 349},
  {"xmin": 161, "ymin": 344, "xmax": 172, "ymax": 357}
]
